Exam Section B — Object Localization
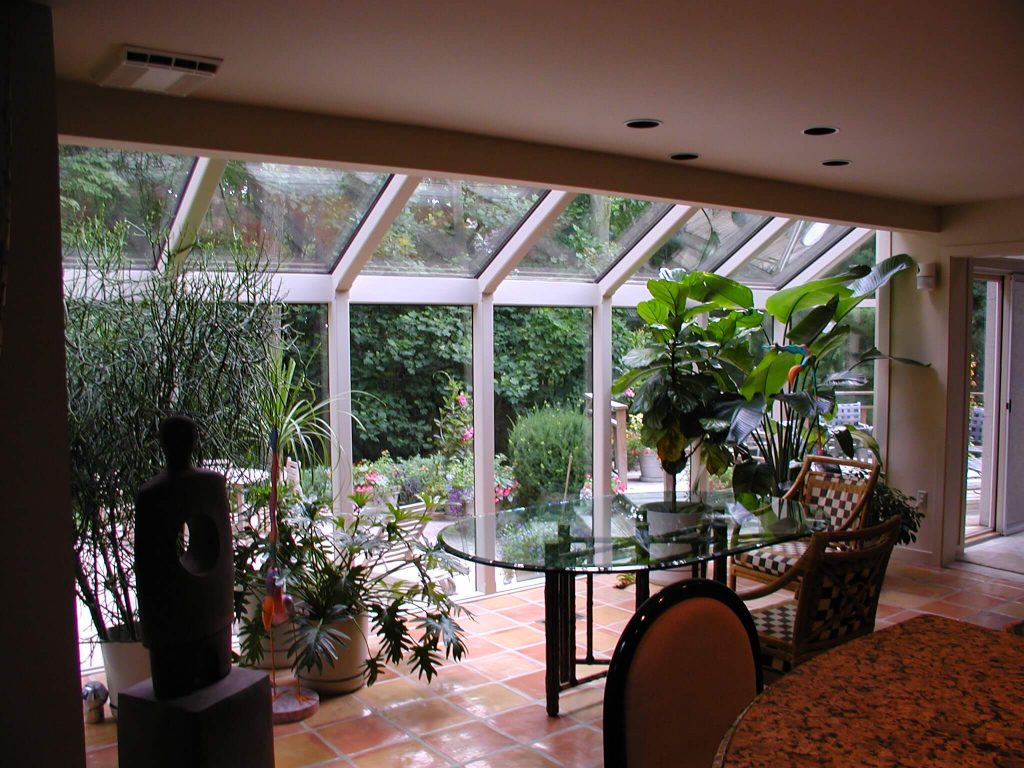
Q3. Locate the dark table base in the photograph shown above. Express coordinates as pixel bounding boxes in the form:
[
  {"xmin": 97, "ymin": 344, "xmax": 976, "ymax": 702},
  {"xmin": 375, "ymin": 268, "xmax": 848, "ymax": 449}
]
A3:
[{"xmin": 542, "ymin": 555, "xmax": 725, "ymax": 716}]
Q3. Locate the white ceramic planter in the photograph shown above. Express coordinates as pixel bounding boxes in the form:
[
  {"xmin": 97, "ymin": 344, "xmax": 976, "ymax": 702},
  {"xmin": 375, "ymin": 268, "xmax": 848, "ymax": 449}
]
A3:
[
  {"xmin": 99, "ymin": 635, "xmax": 150, "ymax": 716},
  {"xmin": 297, "ymin": 614, "xmax": 370, "ymax": 695}
]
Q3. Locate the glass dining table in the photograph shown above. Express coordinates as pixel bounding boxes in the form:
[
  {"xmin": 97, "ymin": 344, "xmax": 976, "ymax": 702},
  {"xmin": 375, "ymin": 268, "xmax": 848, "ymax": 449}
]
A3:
[{"xmin": 438, "ymin": 490, "xmax": 819, "ymax": 716}]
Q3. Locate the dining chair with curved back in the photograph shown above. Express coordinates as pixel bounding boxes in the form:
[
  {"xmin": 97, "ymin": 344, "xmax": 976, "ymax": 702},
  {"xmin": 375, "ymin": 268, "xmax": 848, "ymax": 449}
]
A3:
[
  {"xmin": 604, "ymin": 579, "xmax": 763, "ymax": 768},
  {"xmin": 739, "ymin": 514, "xmax": 901, "ymax": 682},
  {"xmin": 729, "ymin": 454, "xmax": 880, "ymax": 590}
]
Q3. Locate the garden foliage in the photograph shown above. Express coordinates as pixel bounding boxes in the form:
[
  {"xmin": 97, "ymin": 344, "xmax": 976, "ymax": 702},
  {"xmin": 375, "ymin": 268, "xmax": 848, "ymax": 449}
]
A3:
[{"xmin": 508, "ymin": 406, "xmax": 591, "ymax": 506}]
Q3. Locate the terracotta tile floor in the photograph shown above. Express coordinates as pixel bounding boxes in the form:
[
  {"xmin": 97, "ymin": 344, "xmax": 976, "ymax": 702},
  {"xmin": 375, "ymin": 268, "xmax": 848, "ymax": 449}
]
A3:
[{"xmin": 83, "ymin": 561, "xmax": 1024, "ymax": 767}]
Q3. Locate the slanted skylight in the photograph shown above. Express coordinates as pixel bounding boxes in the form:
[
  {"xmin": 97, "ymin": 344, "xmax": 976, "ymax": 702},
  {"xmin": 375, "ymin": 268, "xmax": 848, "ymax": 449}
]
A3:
[
  {"xmin": 730, "ymin": 220, "xmax": 853, "ymax": 288},
  {"xmin": 824, "ymin": 239, "xmax": 875, "ymax": 277},
  {"xmin": 59, "ymin": 146, "xmax": 195, "ymax": 269},
  {"xmin": 512, "ymin": 195, "xmax": 672, "ymax": 281},
  {"xmin": 197, "ymin": 161, "xmax": 390, "ymax": 273},
  {"xmin": 364, "ymin": 179, "xmax": 542, "ymax": 277},
  {"xmin": 631, "ymin": 208, "xmax": 770, "ymax": 282}
]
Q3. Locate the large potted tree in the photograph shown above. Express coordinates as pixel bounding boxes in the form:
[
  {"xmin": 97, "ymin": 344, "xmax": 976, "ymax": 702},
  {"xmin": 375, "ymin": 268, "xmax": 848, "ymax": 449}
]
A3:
[
  {"xmin": 613, "ymin": 269, "xmax": 763, "ymax": 506},
  {"xmin": 65, "ymin": 222, "xmax": 278, "ymax": 711}
]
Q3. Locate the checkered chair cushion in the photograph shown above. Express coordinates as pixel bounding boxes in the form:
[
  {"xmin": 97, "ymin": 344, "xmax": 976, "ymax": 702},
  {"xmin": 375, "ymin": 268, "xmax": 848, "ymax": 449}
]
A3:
[
  {"xmin": 733, "ymin": 541, "xmax": 807, "ymax": 579},
  {"xmin": 750, "ymin": 601, "xmax": 797, "ymax": 675},
  {"xmin": 803, "ymin": 471, "xmax": 870, "ymax": 531}
]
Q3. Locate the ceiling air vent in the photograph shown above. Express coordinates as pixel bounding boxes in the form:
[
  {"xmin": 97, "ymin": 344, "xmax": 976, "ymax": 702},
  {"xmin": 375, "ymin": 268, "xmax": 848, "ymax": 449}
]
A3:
[{"xmin": 95, "ymin": 46, "xmax": 222, "ymax": 96}]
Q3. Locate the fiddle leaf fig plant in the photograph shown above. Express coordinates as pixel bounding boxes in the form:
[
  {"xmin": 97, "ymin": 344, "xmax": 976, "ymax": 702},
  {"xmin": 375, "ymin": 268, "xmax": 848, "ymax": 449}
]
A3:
[{"xmin": 613, "ymin": 269, "xmax": 762, "ymax": 504}]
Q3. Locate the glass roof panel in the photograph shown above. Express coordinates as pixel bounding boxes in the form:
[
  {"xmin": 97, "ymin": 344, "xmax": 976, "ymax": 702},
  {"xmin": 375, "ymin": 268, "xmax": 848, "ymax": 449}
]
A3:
[
  {"xmin": 197, "ymin": 161, "xmax": 389, "ymax": 273},
  {"xmin": 824, "ymin": 238, "xmax": 875, "ymax": 277},
  {"xmin": 630, "ymin": 208, "xmax": 770, "ymax": 282},
  {"xmin": 60, "ymin": 145, "xmax": 194, "ymax": 269},
  {"xmin": 364, "ymin": 179, "xmax": 543, "ymax": 277},
  {"xmin": 729, "ymin": 220, "xmax": 853, "ymax": 288},
  {"xmin": 512, "ymin": 195, "xmax": 672, "ymax": 281}
]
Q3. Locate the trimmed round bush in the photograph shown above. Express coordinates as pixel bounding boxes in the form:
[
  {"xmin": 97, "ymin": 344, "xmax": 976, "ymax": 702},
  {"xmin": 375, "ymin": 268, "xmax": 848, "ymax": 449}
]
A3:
[{"xmin": 509, "ymin": 406, "xmax": 591, "ymax": 506}]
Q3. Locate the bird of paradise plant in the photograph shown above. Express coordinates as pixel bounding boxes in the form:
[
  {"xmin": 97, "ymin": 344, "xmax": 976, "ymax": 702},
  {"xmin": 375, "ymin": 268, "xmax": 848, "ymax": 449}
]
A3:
[{"xmin": 726, "ymin": 254, "xmax": 928, "ymax": 496}]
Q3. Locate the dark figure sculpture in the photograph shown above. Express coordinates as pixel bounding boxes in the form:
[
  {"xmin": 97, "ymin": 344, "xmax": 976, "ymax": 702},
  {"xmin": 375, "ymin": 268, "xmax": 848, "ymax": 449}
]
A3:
[{"xmin": 135, "ymin": 415, "xmax": 234, "ymax": 699}]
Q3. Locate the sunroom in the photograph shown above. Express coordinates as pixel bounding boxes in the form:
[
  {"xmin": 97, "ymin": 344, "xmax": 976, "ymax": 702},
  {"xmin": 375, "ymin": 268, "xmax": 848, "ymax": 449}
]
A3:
[
  {"xmin": 60, "ymin": 145, "xmax": 884, "ymax": 601},
  {"xmin": 9, "ymin": 2, "xmax": 1024, "ymax": 766}
]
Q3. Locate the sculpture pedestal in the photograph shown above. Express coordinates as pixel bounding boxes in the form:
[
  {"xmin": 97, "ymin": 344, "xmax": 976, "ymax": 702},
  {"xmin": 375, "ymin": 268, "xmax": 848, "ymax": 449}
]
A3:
[{"xmin": 117, "ymin": 666, "xmax": 273, "ymax": 768}]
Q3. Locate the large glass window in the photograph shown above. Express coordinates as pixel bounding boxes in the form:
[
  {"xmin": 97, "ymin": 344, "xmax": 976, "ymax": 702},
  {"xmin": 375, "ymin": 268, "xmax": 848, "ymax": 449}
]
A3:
[
  {"xmin": 365, "ymin": 179, "xmax": 543, "ymax": 276},
  {"xmin": 632, "ymin": 208, "xmax": 769, "ymax": 281},
  {"xmin": 731, "ymin": 220, "xmax": 852, "ymax": 288},
  {"xmin": 349, "ymin": 304, "xmax": 476, "ymax": 591},
  {"xmin": 512, "ymin": 195, "xmax": 671, "ymax": 280},
  {"xmin": 493, "ymin": 306, "xmax": 593, "ymax": 586},
  {"xmin": 59, "ymin": 146, "xmax": 195, "ymax": 268},
  {"xmin": 825, "ymin": 238, "xmax": 875, "ymax": 276},
  {"xmin": 198, "ymin": 162, "xmax": 389, "ymax": 272},
  {"xmin": 816, "ymin": 306, "xmax": 877, "ymax": 429}
]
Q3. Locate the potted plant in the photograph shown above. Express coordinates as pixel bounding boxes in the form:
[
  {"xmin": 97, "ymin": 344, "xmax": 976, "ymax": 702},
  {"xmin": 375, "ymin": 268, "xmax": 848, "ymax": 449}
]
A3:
[
  {"xmin": 725, "ymin": 254, "xmax": 927, "ymax": 497},
  {"xmin": 287, "ymin": 490, "xmax": 469, "ymax": 692},
  {"xmin": 494, "ymin": 454, "xmax": 520, "ymax": 509},
  {"xmin": 234, "ymin": 352, "xmax": 334, "ymax": 669},
  {"xmin": 352, "ymin": 450, "xmax": 401, "ymax": 508},
  {"xmin": 613, "ymin": 269, "xmax": 763, "ymax": 506},
  {"xmin": 64, "ymin": 224, "xmax": 278, "ymax": 710}
]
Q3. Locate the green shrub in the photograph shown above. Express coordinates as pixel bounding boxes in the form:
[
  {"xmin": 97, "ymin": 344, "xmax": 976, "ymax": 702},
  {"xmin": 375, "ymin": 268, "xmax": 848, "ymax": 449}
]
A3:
[{"xmin": 509, "ymin": 407, "xmax": 591, "ymax": 506}]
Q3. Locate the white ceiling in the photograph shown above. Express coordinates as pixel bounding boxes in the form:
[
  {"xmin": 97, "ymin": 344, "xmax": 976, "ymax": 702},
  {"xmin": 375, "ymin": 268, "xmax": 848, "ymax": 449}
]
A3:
[{"xmin": 45, "ymin": 0, "xmax": 1024, "ymax": 208}]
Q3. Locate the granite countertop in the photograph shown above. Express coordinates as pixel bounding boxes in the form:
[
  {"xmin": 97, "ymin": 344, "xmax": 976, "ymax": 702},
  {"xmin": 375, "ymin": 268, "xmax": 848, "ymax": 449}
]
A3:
[{"xmin": 716, "ymin": 614, "xmax": 1024, "ymax": 767}]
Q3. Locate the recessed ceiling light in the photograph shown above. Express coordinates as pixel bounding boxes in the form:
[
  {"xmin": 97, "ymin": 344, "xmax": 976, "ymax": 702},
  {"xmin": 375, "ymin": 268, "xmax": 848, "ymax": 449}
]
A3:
[
  {"xmin": 803, "ymin": 126, "xmax": 839, "ymax": 136},
  {"xmin": 625, "ymin": 118, "xmax": 662, "ymax": 129},
  {"xmin": 822, "ymin": 159, "xmax": 850, "ymax": 167},
  {"xmin": 670, "ymin": 153, "xmax": 699, "ymax": 161}
]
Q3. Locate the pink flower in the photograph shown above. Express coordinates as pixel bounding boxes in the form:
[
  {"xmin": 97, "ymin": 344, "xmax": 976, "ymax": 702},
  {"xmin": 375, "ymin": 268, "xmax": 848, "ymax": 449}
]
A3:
[
  {"xmin": 462, "ymin": 427, "xmax": 474, "ymax": 442},
  {"xmin": 457, "ymin": 393, "xmax": 468, "ymax": 407},
  {"xmin": 624, "ymin": 387, "xmax": 635, "ymax": 398},
  {"xmin": 355, "ymin": 484, "xmax": 373, "ymax": 494},
  {"xmin": 365, "ymin": 470, "xmax": 381, "ymax": 485}
]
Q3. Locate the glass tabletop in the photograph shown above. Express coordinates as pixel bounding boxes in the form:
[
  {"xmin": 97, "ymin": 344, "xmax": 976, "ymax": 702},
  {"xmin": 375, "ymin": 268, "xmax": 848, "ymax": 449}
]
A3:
[{"xmin": 437, "ymin": 491, "xmax": 821, "ymax": 574}]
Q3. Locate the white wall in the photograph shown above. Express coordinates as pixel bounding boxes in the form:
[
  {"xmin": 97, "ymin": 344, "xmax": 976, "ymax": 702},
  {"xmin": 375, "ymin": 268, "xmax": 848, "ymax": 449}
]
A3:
[{"xmin": 887, "ymin": 197, "xmax": 1024, "ymax": 566}]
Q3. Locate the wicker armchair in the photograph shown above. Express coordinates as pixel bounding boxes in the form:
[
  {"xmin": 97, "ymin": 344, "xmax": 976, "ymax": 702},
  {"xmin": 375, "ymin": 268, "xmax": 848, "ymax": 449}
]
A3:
[
  {"xmin": 740, "ymin": 515, "xmax": 900, "ymax": 682},
  {"xmin": 729, "ymin": 454, "xmax": 879, "ymax": 590}
]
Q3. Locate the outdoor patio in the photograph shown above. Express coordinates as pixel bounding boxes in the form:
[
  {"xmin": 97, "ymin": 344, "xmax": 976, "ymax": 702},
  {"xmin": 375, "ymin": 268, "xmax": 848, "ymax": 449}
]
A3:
[{"xmin": 80, "ymin": 561, "xmax": 1024, "ymax": 768}]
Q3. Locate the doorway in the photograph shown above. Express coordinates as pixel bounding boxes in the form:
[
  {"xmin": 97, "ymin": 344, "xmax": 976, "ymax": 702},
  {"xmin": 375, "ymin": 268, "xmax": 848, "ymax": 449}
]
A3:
[
  {"xmin": 960, "ymin": 271, "xmax": 1024, "ymax": 573},
  {"xmin": 963, "ymin": 276, "xmax": 998, "ymax": 539}
]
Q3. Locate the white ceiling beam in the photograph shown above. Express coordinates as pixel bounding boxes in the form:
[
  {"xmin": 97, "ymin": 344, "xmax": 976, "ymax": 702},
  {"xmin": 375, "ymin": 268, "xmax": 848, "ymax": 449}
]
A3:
[
  {"xmin": 162, "ymin": 156, "xmax": 226, "ymax": 269},
  {"xmin": 331, "ymin": 174, "xmax": 421, "ymax": 292},
  {"xmin": 478, "ymin": 190, "xmax": 575, "ymax": 295},
  {"xmin": 610, "ymin": 283, "xmax": 652, "ymax": 309},
  {"xmin": 271, "ymin": 273, "xmax": 336, "ymax": 303},
  {"xmin": 492, "ymin": 278, "xmax": 599, "ymax": 307},
  {"xmin": 599, "ymin": 205, "xmax": 696, "ymax": 298},
  {"xmin": 783, "ymin": 227, "xmax": 874, "ymax": 288},
  {"xmin": 57, "ymin": 82, "xmax": 942, "ymax": 233},
  {"xmin": 715, "ymin": 217, "xmax": 791, "ymax": 278},
  {"xmin": 348, "ymin": 275, "xmax": 479, "ymax": 305}
]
